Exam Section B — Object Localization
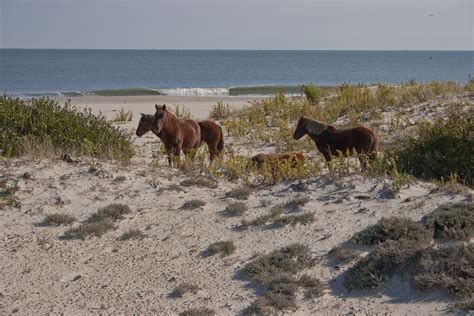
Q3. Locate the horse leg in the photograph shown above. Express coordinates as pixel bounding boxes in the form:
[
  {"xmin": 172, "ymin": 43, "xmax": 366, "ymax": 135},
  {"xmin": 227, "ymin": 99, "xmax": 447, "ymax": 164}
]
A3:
[{"xmin": 165, "ymin": 145, "xmax": 174, "ymax": 166}]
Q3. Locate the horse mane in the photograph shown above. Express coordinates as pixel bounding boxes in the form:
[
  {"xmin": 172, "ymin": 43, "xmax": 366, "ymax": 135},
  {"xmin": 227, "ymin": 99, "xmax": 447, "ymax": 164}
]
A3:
[{"xmin": 304, "ymin": 117, "xmax": 330, "ymax": 136}]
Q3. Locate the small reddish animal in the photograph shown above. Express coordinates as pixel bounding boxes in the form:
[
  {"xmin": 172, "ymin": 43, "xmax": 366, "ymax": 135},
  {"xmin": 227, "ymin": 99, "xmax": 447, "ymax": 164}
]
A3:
[
  {"xmin": 197, "ymin": 120, "xmax": 224, "ymax": 161},
  {"xmin": 251, "ymin": 152, "xmax": 305, "ymax": 168},
  {"xmin": 293, "ymin": 117, "xmax": 377, "ymax": 167},
  {"xmin": 136, "ymin": 104, "xmax": 201, "ymax": 166}
]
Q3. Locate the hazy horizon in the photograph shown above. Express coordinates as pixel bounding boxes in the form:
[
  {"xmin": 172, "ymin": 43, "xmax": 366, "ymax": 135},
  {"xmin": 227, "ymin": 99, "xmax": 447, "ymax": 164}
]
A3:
[{"xmin": 1, "ymin": 0, "xmax": 472, "ymax": 50}]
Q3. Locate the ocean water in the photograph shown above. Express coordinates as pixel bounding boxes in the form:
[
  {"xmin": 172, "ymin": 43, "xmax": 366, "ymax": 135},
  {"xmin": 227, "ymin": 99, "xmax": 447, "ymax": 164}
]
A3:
[{"xmin": 0, "ymin": 49, "xmax": 472, "ymax": 96}]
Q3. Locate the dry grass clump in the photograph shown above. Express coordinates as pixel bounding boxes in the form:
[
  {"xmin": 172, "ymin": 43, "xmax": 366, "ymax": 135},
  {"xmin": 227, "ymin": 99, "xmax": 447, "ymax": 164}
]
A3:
[
  {"xmin": 171, "ymin": 282, "xmax": 200, "ymax": 298},
  {"xmin": 242, "ymin": 244, "xmax": 312, "ymax": 286},
  {"xmin": 329, "ymin": 247, "xmax": 362, "ymax": 263},
  {"xmin": 113, "ymin": 175, "xmax": 126, "ymax": 182},
  {"xmin": 118, "ymin": 229, "xmax": 146, "ymax": 241},
  {"xmin": 344, "ymin": 240, "xmax": 425, "ymax": 290},
  {"xmin": 226, "ymin": 186, "xmax": 253, "ymax": 200},
  {"xmin": 180, "ymin": 177, "xmax": 218, "ymax": 189},
  {"xmin": 284, "ymin": 194, "xmax": 310, "ymax": 211},
  {"xmin": 111, "ymin": 108, "xmax": 133, "ymax": 122},
  {"xmin": 179, "ymin": 308, "xmax": 215, "ymax": 316},
  {"xmin": 208, "ymin": 100, "xmax": 232, "ymax": 119},
  {"xmin": 241, "ymin": 244, "xmax": 321, "ymax": 313},
  {"xmin": 239, "ymin": 208, "xmax": 284, "ymax": 229},
  {"xmin": 411, "ymin": 244, "xmax": 473, "ymax": 298},
  {"xmin": 225, "ymin": 202, "xmax": 247, "ymax": 216},
  {"xmin": 41, "ymin": 213, "xmax": 76, "ymax": 226},
  {"xmin": 87, "ymin": 203, "xmax": 131, "ymax": 223},
  {"xmin": 182, "ymin": 199, "xmax": 206, "ymax": 210},
  {"xmin": 344, "ymin": 241, "xmax": 473, "ymax": 300},
  {"xmin": 454, "ymin": 299, "xmax": 474, "ymax": 311},
  {"xmin": 206, "ymin": 240, "xmax": 236, "ymax": 257},
  {"xmin": 64, "ymin": 220, "xmax": 116, "ymax": 240},
  {"xmin": 0, "ymin": 180, "xmax": 20, "ymax": 209},
  {"xmin": 422, "ymin": 202, "xmax": 473, "ymax": 240},
  {"xmin": 64, "ymin": 203, "xmax": 130, "ymax": 240},
  {"xmin": 349, "ymin": 217, "xmax": 431, "ymax": 245},
  {"xmin": 272, "ymin": 212, "xmax": 315, "ymax": 228},
  {"xmin": 297, "ymin": 274, "xmax": 325, "ymax": 298}
]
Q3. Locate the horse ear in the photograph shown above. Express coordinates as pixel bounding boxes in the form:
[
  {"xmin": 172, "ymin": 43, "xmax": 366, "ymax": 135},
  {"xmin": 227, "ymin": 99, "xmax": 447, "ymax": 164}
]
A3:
[
  {"xmin": 162, "ymin": 104, "xmax": 166, "ymax": 110},
  {"xmin": 327, "ymin": 125, "xmax": 336, "ymax": 131},
  {"xmin": 155, "ymin": 104, "xmax": 159, "ymax": 111},
  {"xmin": 140, "ymin": 113, "xmax": 144, "ymax": 116}
]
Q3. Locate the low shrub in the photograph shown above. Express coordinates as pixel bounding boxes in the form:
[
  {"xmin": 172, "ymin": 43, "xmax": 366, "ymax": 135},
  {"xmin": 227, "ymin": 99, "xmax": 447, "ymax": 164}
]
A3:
[
  {"xmin": 64, "ymin": 220, "xmax": 116, "ymax": 240},
  {"xmin": 118, "ymin": 229, "xmax": 146, "ymax": 241},
  {"xmin": 87, "ymin": 204, "xmax": 131, "ymax": 223},
  {"xmin": 225, "ymin": 202, "xmax": 247, "ymax": 216},
  {"xmin": 423, "ymin": 202, "xmax": 473, "ymax": 240},
  {"xmin": 172, "ymin": 282, "xmax": 200, "ymax": 298},
  {"xmin": 41, "ymin": 213, "xmax": 76, "ymax": 226},
  {"xmin": 301, "ymin": 83, "xmax": 323, "ymax": 105},
  {"xmin": 111, "ymin": 108, "xmax": 133, "ymax": 122},
  {"xmin": 272, "ymin": 212, "xmax": 315, "ymax": 227},
  {"xmin": 179, "ymin": 308, "xmax": 215, "ymax": 316},
  {"xmin": 349, "ymin": 217, "xmax": 431, "ymax": 245},
  {"xmin": 208, "ymin": 100, "xmax": 232, "ymax": 119},
  {"xmin": 226, "ymin": 186, "xmax": 253, "ymax": 200},
  {"xmin": 180, "ymin": 177, "xmax": 218, "ymax": 189},
  {"xmin": 395, "ymin": 111, "xmax": 473, "ymax": 187},
  {"xmin": 207, "ymin": 240, "xmax": 236, "ymax": 257},
  {"xmin": 329, "ymin": 247, "xmax": 362, "ymax": 263},
  {"xmin": 0, "ymin": 97, "xmax": 134, "ymax": 160},
  {"xmin": 182, "ymin": 199, "xmax": 206, "ymax": 210}
]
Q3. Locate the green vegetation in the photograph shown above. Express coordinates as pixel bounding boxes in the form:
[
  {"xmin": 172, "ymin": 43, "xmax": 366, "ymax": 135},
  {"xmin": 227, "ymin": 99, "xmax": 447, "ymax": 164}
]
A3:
[
  {"xmin": 423, "ymin": 202, "xmax": 473, "ymax": 240},
  {"xmin": 111, "ymin": 108, "xmax": 133, "ymax": 122},
  {"xmin": 301, "ymin": 83, "xmax": 323, "ymax": 105},
  {"xmin": 0, "ymin": 97, "xmax": 134, "ymax": 160},
  {"xmin": 208, "ymin": 100, "xmax": 232, "ymax": 120},
  {"xmin": 395, "ymin": 111, "xmax": 473, "ymax": 187},
  {"xmin": 349, "ymin": 217, "xmax": 431, "ymax": 245}
]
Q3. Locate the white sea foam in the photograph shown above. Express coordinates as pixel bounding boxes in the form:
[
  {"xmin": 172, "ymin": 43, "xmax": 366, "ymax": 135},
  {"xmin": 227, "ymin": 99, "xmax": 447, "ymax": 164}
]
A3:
[{"xmin": 160, "ymin": 88, "xmax": 229, "ymax": 96}]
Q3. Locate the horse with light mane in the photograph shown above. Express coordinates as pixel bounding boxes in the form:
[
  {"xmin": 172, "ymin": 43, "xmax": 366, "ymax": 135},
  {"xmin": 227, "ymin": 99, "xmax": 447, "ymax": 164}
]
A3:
[
  {"xmin": 136, "ymin": 104, "xmax": 201, "ymax": 166},
  {"xmin": 293, "ymin": 117, "xmax": 377, "ymax": 168}
]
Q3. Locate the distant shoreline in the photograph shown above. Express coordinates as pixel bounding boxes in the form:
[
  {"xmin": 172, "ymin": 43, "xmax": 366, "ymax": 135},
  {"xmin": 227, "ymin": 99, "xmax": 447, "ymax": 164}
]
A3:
[{"xmin": 10, "ymin": 85, "xmax": 335, "ymax": 98}]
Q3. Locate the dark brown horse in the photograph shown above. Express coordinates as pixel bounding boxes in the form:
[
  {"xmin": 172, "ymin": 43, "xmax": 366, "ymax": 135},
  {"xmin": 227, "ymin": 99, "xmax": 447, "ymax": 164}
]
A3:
[
  {"xmin": 198, "ymin": 121, "xmax": 224, "ymax": 161},
  {"xmin": 293, "ymin": 117, "xmax": 377, "ymax": 167},
  {"xmin": 251, "ymin": 152, "xmax": 305, "ymax": 168},
  {"xmin": 136, "ymin": 113, "xmax": 224, "ymax": 162},
  {"xmin": 136, "ymin": 104, "xmax": 201, "ymax": 166}
]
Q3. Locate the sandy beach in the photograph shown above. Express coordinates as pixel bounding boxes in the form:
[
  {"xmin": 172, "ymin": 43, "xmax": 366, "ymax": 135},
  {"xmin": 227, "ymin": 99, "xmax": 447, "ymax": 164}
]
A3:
[
  {"xmin": 53, "ymin": 95, "xmax": 266, "ymax": 121},
  {"xmin": 1, "ymin": 90, "xmax": 473, "ymax": 315}
]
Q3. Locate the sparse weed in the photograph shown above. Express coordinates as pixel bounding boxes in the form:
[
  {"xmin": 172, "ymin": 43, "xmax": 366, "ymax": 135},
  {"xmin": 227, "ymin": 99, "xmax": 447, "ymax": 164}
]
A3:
[
  {"xmin": 182, "ymin": 199, "xmax": 206, "ymax": 210},
  {"xmin": 179, "ymin": 308, "xmax": 215, "ymax": 316},
  {"xmin": 225, "ymin": 202, "xmax": 247, "ymax": 216},
  {"xmin": 226, "ymin": 186, "xmax": 253, "ymax": 200},
  {"xmin": 329, "ymin": 247, "xmax": 362, "ymax": 263},
  {"xmin": 111, "ymin": 108, "xmax": 133, "ymax": 122},
  {"xmin": 118, "ymin": 229, "xmax": 146, "ymax": 241},
  {"xmin": 207, "ymin": 240, "xmax": 236, "ymax": 257},
  {"xmin": 172, "ymin": 282, "xmax": 200, "ymax": 298},
  {"xmin": 41, "ymin": 213, "xmax": 76, "ymax": 226}
]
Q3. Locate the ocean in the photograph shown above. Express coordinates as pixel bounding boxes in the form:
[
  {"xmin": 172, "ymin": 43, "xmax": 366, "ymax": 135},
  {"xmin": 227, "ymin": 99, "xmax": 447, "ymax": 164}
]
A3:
[{"xmin": 0, "ymin": 49, "xmax": 472, "ymax": 97}]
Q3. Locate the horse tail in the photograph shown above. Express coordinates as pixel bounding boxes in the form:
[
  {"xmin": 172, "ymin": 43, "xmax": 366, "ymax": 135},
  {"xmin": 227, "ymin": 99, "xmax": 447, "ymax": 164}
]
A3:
[
  {"xmin": 217, "ymin": 124, "xmax": 224, "ymax": 153},
  {"xmin": 370, "ymin": 132, "xmax": 378, "ymax": 161}
]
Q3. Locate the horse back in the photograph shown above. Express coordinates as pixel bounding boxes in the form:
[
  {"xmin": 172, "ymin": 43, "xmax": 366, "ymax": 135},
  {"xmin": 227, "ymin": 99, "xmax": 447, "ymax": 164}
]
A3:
[{"xmin": 321, "ymin": 126, "xmax": 376, "ymax": 154}]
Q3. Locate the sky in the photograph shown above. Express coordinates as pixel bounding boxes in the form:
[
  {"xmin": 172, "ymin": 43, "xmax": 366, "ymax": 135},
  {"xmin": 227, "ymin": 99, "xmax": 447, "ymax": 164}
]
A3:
[{"xmin": 1, "ymin": 0, "xmax": 472, "ymax": 50}]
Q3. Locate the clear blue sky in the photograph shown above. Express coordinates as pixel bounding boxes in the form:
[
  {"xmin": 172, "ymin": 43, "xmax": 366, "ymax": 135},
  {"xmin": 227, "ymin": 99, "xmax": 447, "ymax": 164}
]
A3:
[{"xmin": 1, "ymin": 0, "xmax": 472, "ymax": 50}]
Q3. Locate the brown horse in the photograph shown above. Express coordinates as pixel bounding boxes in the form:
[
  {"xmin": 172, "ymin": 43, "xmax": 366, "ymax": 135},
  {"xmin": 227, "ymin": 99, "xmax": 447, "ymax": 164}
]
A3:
[
  {"xmin": 198, "ymin": 121, "xmax": 224, "ymax": 161},
  {"xmin": 136, "ymin": 113, "xmax": 224, "ymax": 162},
  {"xmin": 293, "ymin": 117, "xmax": 377, "ymax": 167},
  {"xmin": 251, "ymin": 152, "xmax": 305, "ymax": 168},
  {"xmin": 136, "ymin": 104, "xmax": 201, "ymax": 166}
]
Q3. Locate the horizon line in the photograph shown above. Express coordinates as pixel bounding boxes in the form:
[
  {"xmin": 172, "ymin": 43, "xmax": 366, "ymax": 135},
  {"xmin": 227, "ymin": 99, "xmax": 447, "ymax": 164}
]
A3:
[{"xmin": 1, "ymin": 48, "xmax": 473, "ymax": 52}]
